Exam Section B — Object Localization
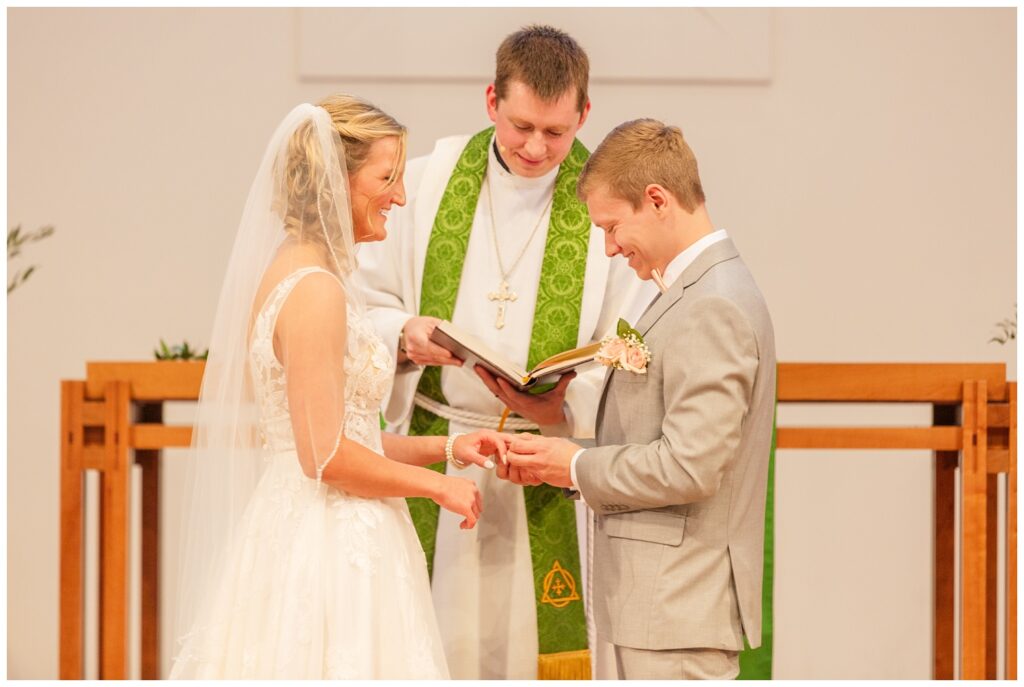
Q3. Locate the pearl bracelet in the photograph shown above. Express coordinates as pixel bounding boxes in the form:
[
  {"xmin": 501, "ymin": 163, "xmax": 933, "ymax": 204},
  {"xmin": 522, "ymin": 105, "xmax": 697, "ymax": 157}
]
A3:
[{"xmin": 445, "ymin": 433, "xmax": 467, "ymax": 469}]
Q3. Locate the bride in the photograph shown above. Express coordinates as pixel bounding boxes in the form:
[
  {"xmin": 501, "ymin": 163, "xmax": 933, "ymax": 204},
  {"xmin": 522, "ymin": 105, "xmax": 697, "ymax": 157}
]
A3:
[{"xmin": 169, "ymin": 95, "xmax": 507, "ymax": 679}]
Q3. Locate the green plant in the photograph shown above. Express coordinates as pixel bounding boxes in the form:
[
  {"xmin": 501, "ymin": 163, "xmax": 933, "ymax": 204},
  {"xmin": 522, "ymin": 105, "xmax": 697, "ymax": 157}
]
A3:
[
  {"xmin": 989, "ymin": 305, "xmax": 1016, "ymax": 345},
  {"xmin": 154, "ymin": 338, "xmax": 209, "ymax": 361},
  {"xmin": 8, "ymin": 224, "xmax": 55, "ymax": 294}
]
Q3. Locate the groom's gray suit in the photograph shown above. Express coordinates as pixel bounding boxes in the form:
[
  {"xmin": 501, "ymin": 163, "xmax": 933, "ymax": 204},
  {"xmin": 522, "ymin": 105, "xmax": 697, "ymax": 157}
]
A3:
[{"xmin": 574, "ymin": 237, "xmax": 775, "ymax": 677}]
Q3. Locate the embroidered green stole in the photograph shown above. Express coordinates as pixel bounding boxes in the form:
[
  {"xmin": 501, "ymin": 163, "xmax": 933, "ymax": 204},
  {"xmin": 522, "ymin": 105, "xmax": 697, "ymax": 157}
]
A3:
[{"xmin": 406, "ymin": 127, "xmax": 591, "ymax": 667}]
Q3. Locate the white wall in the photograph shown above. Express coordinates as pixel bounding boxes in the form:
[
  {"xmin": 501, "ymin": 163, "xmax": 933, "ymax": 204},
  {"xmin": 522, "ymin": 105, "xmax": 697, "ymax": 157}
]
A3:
[{"xmin": 8, "ymin": 8, "xmax": 1015, "ymax": 679}]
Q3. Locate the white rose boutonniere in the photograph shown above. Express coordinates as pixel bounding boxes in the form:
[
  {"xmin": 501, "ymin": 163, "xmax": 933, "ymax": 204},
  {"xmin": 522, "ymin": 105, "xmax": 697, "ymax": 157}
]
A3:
[{"xmin": 595, "ymin": 318, "xmax": 652, "ymax": 374}]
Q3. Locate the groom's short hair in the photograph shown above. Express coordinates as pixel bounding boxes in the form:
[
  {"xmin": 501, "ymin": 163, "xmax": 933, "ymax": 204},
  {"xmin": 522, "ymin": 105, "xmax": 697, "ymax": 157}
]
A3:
[
  {"xmin": 577, "ymin": 119, "xmax": 706, "ymax": 212},
  {"xmin": 495, "ymin": 25, "xmax": 589, "ymax": 113}
]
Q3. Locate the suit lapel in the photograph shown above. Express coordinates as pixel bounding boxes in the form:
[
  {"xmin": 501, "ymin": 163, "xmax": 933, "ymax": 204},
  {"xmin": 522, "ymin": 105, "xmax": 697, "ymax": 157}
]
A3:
[
  {"xmin": 637, "ymin": 238, "xmax": 740, "ymax": 335},
  {"xmin": 595, "ymin": 365, "xmax": 614, "ymax": 424},
  {"xmin": 635, "ymin": 280, "xmax": 684, "ymax": 336},
  {"xmin": 594, "ymin": 238, "xmax": 741, "ymax": 434}
]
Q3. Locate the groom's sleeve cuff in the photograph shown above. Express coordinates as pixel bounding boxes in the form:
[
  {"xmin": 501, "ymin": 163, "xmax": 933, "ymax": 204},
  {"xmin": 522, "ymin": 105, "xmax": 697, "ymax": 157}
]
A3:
[{"xmin": 569, "ymin": 448, "xmax": 587, "ymax": 504}]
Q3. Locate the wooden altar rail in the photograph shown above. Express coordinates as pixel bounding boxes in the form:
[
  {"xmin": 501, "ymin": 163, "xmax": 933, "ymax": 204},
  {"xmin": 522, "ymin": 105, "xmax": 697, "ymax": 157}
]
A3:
[
  {"xmin": 776, "ymin": 363, "xmax": 1016, "ymax": 680},
  {"xmin": 59, "ymin": 361, "xmax": 1015, "ymax": 679}
]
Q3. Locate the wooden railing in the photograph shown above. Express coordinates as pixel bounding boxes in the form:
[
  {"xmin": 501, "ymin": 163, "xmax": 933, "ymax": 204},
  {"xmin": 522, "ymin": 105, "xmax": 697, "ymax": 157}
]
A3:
[
  {"xmin": 59, "ymin": 361, "xmax": 1016, "ymax": 679},
  {"xmin": 775, "ymin": 363, "xmax": 1016, "ymax": 679},
  {"xmin": 60, "ymin": 362, "xmax": 204, "ymax": 680}
]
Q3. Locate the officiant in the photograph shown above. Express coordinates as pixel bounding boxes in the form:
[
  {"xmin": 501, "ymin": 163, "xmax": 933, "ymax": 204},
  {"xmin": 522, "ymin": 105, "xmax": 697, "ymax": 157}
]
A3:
[{"xmin": 356, "ymin": 25, "xmax": 636, "ymax": 680}]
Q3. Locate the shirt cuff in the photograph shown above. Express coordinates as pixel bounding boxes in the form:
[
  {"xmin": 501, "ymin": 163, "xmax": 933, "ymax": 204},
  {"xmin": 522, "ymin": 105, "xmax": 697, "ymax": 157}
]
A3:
[{"xmin": 569, "ymin": 448, "xmax": 587, "ymax": 502}]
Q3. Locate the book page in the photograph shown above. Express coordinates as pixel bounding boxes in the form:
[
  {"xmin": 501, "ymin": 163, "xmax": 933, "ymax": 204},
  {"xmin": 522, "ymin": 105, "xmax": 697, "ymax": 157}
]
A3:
[
  {"xmin": 531, "ymin": 342, "xmax": 602, "ymax": 373},
  {"xmin": 430, "ymin": 321, "xmax": 531, "ymax": 388}
]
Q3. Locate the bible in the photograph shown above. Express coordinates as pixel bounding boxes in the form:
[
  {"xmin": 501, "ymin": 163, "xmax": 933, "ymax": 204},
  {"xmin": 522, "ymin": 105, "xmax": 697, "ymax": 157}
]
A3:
[{"xmin": 429, "ymin": 320, "xmax": 601, "ymax": 392}]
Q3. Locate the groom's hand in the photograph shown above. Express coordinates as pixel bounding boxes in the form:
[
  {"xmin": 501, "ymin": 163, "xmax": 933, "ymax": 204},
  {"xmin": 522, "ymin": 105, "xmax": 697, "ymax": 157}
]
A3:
[
  {"xmin": 474, "ymin": 367, "xmax": 575, "ymax": 427},
  {"xmin": 494, "ymin": 453, "xmax": 544, "ymax": 486},
  {"xmin": 401, "ymin": 317, "xmax": 464, "ymax": 367},
  {"xmin": 507, "ymin": 433, "xmax": 578, "ymax": 489}
]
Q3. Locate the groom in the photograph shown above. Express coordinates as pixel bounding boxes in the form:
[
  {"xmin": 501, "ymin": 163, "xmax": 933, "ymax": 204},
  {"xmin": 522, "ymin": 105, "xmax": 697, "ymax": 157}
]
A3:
[{"xmin": 504, "ymin": 119, "xmax": 776, "ymax": 679}]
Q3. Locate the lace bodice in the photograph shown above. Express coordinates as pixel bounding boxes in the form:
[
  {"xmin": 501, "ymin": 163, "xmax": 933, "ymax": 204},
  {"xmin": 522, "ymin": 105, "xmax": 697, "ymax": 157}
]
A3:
[{"xmin": 249, "ymin": 267, "xmax": 394, "ymax": 454}]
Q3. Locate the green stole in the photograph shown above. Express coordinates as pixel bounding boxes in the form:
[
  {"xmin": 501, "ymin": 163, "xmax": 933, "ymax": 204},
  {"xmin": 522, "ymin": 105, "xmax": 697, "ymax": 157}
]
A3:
[{"xmin": 406, "ymin": 128, "xmax": 591, "ymax": 672}]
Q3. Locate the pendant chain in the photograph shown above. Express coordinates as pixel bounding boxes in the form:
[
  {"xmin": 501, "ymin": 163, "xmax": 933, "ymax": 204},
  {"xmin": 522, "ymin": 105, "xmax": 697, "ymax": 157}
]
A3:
[{"xmin": 485, "ymin": 170, "xmax": 554, "ymax": 283}]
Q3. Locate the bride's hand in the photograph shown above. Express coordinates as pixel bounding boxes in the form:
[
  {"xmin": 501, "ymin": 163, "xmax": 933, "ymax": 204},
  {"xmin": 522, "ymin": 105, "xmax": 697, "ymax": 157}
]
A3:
[
  {"xmin": 453, "ymin": 430, "xmax": 511, "ymax": 469},
  {"xmin": 432, "ymin": 475, "xmax": 483, "ymax": 530}
]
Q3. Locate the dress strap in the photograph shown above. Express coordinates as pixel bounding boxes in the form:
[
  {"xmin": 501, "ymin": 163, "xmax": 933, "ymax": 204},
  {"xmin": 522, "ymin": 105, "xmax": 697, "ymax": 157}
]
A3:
[{"xmin": 258, "ymin": 267, "xmax": 343, "ymax": 331}]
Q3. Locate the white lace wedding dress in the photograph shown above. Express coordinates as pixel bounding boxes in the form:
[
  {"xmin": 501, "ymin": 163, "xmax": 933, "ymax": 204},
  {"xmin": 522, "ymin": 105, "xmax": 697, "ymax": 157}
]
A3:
[{"xmin": 170, "ymin": 267, "xmax": 449, "ymax": 679}]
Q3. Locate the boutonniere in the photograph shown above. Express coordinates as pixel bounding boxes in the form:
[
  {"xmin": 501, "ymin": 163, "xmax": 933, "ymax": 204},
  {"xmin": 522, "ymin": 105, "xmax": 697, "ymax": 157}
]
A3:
[{"xmin": 595, "ymin": 318, "xmax": 652, "ymax": 374}]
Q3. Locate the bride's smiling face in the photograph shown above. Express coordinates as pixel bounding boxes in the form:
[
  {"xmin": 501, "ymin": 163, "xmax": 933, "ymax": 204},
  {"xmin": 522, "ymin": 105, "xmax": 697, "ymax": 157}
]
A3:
[{"xmin": 349, "ymin": 136, "xmax": 406, "ymax": 243}]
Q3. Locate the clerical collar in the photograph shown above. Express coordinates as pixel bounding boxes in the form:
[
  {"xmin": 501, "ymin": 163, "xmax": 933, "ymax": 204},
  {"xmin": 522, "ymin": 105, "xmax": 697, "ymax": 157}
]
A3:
[
  {"xmin": 487, "ymin": 135, "xmax": 559, "ymax": 189},
  {"xmin": 492, "ymin": 139, "xmax": 511, "ymax": 173}
]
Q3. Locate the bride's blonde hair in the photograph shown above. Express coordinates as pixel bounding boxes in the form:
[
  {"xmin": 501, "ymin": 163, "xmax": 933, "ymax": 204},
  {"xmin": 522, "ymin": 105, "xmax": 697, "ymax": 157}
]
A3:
[{"xmin": 275, "ymin": 94, "xmax": 406, "ymax": 258}]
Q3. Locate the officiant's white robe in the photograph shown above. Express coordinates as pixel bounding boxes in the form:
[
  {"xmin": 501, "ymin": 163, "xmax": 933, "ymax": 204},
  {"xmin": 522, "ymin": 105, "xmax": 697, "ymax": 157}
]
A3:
[{"xmin": 356, "ymin": 133, "xmax": 638, "ymax": 679}]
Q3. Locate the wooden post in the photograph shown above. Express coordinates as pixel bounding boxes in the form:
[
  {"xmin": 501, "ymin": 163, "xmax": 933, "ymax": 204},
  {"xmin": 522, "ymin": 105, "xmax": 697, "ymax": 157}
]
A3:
[
  {"xmin": 98, "ymin": 382, "xmax": 131, "ymax": 679},
  {"xmin": 961, "ymin": 380, "xmax": 988, "ymax": 679},
  {"xmin": 933, "ymin": 403, "xmax": 957, "ymax": 679},
  {"xmin": 1008, "ymin": 383, "xmax": 1017, "ymax": 680},
  {"xmin": 986, "ymin": 472, "xmax": 998, "ymax": 679},
  {"xmin": 59, "ymin": 381, "xmax": 85, "ymax": 679},
  {"xmin": 136, "ymin": 403, "xmax": 162, "ymax": 680}
]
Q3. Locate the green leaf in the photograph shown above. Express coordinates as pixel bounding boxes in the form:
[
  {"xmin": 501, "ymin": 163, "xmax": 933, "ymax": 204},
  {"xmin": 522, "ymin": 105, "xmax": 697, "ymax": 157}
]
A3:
[
  {"xmin": 8, "ymin": 226, "xmax": 21, "ymax": 254},
  {"xmin": 616, "ymin": 318, "xmax": 630, "ymax": 338},
  {"xmin": 8, "ymin": 269, "xmax": 29, "ymax": 294},
  {"xmin": 32, "ymin": 225, "xmax": 55, "ymax": 242},
  {"xmin": 154, "ymin": 338, "xmax": 210, "ymax": 360}
]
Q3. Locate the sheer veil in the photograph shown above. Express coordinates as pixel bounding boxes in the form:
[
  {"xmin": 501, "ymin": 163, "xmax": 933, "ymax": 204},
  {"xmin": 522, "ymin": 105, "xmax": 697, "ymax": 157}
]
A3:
[{"xmin": 172, "ymin": 103, "xmax": 364, "ymax": 659}]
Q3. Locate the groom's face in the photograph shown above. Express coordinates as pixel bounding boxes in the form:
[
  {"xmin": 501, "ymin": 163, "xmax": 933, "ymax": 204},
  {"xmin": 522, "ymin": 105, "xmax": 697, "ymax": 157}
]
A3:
[
  {"xmin": 486, "ymin": 80, "xmax": 590, "ymax": 178},
  {"xmin": 587, "ymin": 186, "xmax": 663, "ymax": 280}
]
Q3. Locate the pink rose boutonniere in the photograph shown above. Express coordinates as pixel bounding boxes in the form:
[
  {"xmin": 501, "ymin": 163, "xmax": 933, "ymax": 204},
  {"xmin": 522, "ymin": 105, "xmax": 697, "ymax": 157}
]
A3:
[{"xmin": 595, "ymin": 318, "xmax": 652, "ymax": 374}]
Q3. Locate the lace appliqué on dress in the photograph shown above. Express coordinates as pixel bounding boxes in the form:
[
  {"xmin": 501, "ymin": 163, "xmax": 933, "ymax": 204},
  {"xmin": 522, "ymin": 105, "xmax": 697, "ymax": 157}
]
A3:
[{"xmin": 171, "ymin": 268, "xmax": 447, "ymax": 679}]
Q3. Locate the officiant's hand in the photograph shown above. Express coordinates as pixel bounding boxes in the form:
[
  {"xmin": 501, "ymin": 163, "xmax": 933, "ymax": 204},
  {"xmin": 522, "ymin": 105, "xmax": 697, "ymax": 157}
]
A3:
[
  {"xmin": 400, "ymin": 316, "xmax": 464, "ymax": 367},
  {"xmin": 474, "ymin": 367, "xmax": 576, "ymax": 427},
  {"xmin": 506, "ymin": 433, "xmax": 578, "ymax": 489},
  {"xmin": 453, "ymin": 430, "xmax": 512, "ymax": 469}
]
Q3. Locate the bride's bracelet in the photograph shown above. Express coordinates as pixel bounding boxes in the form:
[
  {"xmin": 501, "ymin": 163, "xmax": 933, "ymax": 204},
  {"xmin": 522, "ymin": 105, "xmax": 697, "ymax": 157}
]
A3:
[{"xmin": 445, "ymin": 433, "xmax": 468, "ymax": 469}]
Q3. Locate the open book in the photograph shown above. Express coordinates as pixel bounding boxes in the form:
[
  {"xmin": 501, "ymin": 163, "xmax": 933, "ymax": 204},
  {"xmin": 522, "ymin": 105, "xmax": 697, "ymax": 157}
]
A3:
[{"xmin": 429, "ymin": 321, "xmax": 602, "ymax": 392}]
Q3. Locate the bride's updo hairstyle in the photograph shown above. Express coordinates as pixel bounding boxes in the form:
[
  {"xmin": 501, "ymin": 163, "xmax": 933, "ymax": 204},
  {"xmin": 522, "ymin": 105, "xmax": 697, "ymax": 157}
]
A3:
[
  {"xmin": 274, "ymin": 94, "xmax": 406, "ymax": 261},
  {"xmin": 319, "ymin": 93, "xmax": 406, "ymax": 179}
]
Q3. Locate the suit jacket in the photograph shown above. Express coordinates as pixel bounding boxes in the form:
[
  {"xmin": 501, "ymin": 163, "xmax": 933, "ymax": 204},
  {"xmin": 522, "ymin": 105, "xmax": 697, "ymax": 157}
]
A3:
[{"xmin": 575, "ymin": 237, "xmax": 776, "ymax": 652}]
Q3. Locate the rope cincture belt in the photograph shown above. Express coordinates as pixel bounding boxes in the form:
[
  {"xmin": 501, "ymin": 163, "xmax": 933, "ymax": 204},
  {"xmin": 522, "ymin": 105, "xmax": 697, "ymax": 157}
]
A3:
[{"xmin": 413, "ymin": 392, "xmax": 540, "ymax": 431}]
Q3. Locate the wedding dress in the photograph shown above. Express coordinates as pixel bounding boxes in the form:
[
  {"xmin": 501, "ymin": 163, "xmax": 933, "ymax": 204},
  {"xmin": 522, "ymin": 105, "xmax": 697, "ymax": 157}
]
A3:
[
  {"xmin": 170, "ymin": 267, "xmax": 448, "ymax": 679},
  {"xmin": 169, "ymin": 103, "xmax": 447, "ymax": 679}
]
